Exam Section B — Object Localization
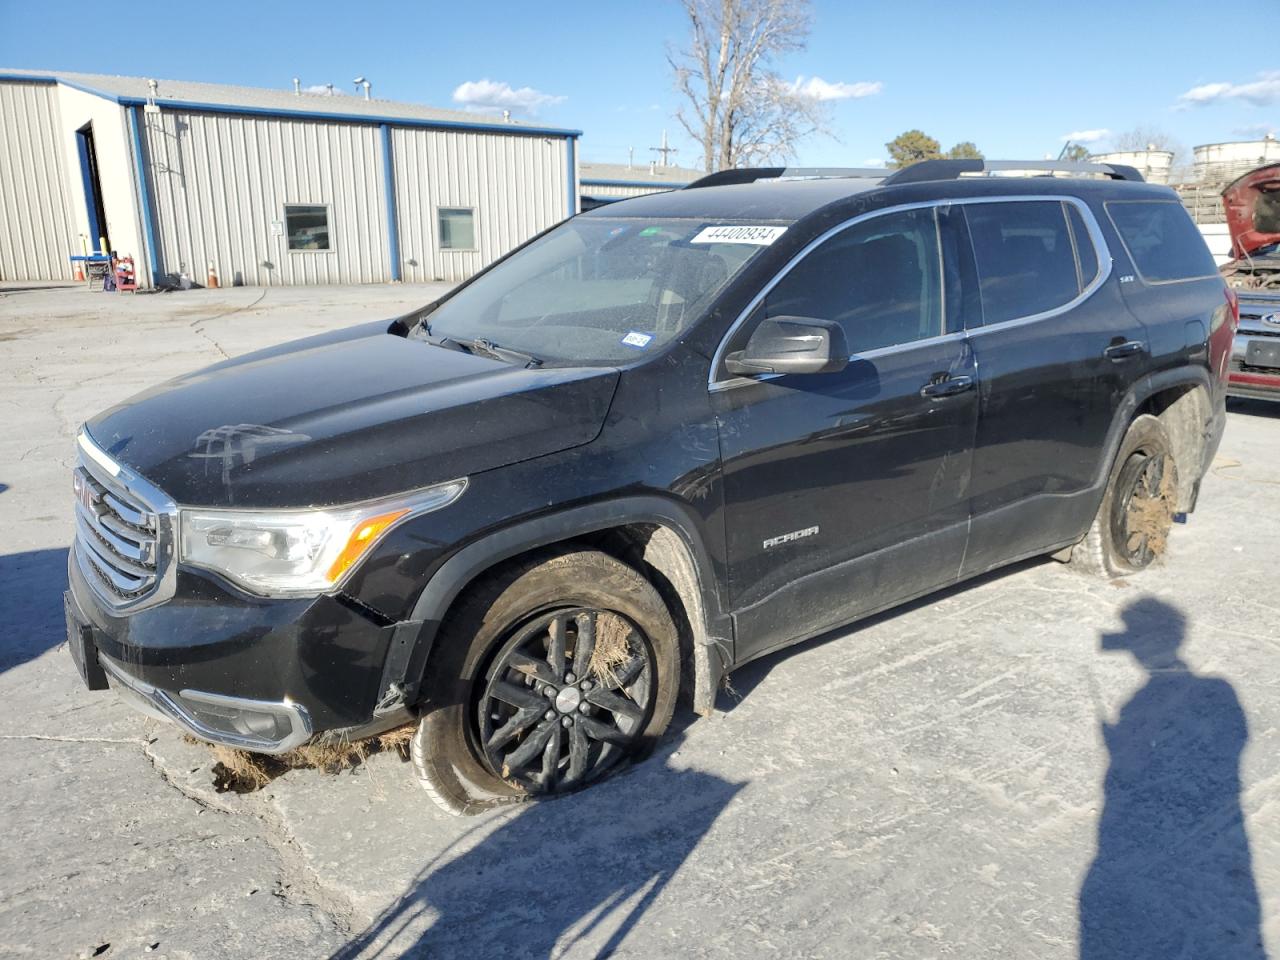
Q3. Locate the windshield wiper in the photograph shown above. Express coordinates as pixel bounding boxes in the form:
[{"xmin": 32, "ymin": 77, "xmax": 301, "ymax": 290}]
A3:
[
  {"xmin": 452, "ymin": 337, "xmax": 543, "ymax": 368},
  {"xmin": 410, "ymin": 321, "xmax": 542, "ymax": 367}
]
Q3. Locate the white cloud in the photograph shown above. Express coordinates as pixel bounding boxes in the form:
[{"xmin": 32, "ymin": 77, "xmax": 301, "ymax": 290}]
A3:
[
  {"xmin": 1061, "ymin": 128, "xmax": 1111, "ymax": 144},
  {"xmin": 1179, "ymin": 71, "xmax": 1280, "ymax": 107},
  {"xmin": 452, "ymin": 79, "xmax": 565, "ymax": 115},
  {"xmin": 791, "ymin": 76, "xmax": 883, "ymax": 101}
]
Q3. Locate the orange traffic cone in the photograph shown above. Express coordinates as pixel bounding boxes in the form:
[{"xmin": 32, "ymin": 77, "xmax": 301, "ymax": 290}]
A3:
[
  {"xmin": 207, "ymin": 261, "xmax": 220, "ymax": 289},
  {"xmin": 74, "ymin": 263, "xmax": 85, "ymax": 282}
]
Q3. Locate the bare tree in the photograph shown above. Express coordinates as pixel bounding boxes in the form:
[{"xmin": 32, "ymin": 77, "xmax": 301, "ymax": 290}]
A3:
[
  {"xmin": 669, "ymin": 0, "xmax": 828, "ymax": 171},
  {"xmin": 1113, "ymin": 125, "xmax": 1184, "ymax": 165}
]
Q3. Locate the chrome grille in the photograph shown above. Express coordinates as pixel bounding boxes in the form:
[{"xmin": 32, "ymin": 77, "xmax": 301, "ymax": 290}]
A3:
[{"xmin": 73, "ymin": 433, "xmax": 176, "ymax": 612}]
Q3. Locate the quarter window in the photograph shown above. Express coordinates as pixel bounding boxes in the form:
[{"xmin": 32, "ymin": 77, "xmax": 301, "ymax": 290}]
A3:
[
  {"xmin": 758, "ymin": 207, "xmax": 943, "ymax": 355},
  {"xmin": 438, "ymin": 207, "xmax": 476, "ymax": 250},
  {"xmin": 1105, "ymin": 200, "xmax": 1218, "ymax": 282},
  {"xmin": 1066, "ymin": 203, "xmax": 1099, "ymax": 288},
  {"xmin": 284, "ymin": 204, "xmax": 331, "ymax": 251},
  {"xmin": 963, "ymin": 201, "xmax": 1079, "ymax": 325}
]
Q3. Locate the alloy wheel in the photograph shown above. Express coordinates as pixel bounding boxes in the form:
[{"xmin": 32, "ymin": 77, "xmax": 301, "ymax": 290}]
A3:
[
  {"xmin": 1110, "ymin": 450, "xmax": 1176, "ymax": 568},
  {"xmin": 475, "ymin": 607, "xmax": 655, "ymax": 794}
]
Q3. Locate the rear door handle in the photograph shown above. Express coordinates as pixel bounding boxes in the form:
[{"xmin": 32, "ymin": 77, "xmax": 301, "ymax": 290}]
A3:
[
  {"xmin": 919, "ymin": 374, "xmax": 975, "ymax": 399},
  {"xmin": 1104, "ymin": 340, "xmax": 1145, "ymax": 360}
]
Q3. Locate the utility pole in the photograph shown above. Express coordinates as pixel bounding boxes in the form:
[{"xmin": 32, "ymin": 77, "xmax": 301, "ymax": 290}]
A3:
[{"xmin": 649, "ymin": 129, "xmax": 677, "ymax": 167}]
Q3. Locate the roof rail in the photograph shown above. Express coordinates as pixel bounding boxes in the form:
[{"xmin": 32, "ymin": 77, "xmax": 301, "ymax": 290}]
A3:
[
  {"xmin": 686, "ymin": 166, "xmax": 887, "ymax": 189},
  {"xmin": 881, "ymin": 159, "xmax": 1145, "ymax": 185}
]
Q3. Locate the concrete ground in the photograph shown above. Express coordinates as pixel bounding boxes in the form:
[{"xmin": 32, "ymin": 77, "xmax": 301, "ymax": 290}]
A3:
[{"xmin": 1, "ymin": 282, "xmax": 1277, "ymax": 960}]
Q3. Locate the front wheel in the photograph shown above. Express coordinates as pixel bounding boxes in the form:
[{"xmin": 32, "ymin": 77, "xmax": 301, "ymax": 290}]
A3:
[
  {"xmin": 1068, "ymin": 414, "xmax": 1179, "ymax": 578},
  {"xmin": 411, "ymin": 549, "xmax": 680, "ymax": 815}
]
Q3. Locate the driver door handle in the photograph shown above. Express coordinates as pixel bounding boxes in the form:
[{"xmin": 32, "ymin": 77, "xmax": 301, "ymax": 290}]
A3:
[
  {"xmin": 919, "ymin": 374, "xmax": 975, "ymax": 399},
  {"xmin": 1104, "ymin": 339, "xmax": 1145, "ymax": 360}
]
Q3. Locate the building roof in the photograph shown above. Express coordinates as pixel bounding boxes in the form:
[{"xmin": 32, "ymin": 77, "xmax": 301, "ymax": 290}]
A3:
[
  {"xmin": 579, "ymin": 161, "xmax": 702, "ymax": 186},
  {"xmin": 0, "ymin": 68, "xmax": 581, "ymax": 137}
]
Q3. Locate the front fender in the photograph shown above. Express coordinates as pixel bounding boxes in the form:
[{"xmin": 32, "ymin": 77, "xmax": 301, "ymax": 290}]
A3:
[{"xmin": 376, "ymin": 495, "xmax": 732, "ymax": 720}]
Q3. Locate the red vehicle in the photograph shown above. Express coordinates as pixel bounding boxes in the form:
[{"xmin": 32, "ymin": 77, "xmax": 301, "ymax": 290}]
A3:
[{"xmin": 1222, "ymin": 162, "xmax": 1280, "ymax": 400}]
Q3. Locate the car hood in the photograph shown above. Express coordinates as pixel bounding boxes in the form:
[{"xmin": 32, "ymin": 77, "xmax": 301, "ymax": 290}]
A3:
[
  {"xmin": 85, "ymin": 325, "xmax": 620, "ymax": 508},
  {"xmin": 1223, "ymin": 162, "xmax": 1280, "ymax": 258}
]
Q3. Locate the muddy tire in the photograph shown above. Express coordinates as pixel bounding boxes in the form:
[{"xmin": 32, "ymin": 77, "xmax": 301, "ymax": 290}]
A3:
[
  {"xmin": 411, "ymin": 548, "xmax": 680, "ymax": 815},
  {"xmin": 1068, "ymin": 414, "xmax": 1179, "ymax": 578}
]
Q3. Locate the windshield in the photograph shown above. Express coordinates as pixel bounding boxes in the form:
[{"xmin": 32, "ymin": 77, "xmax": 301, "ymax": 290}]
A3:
[{"xmin": 417, "ymin": 217, "xmax": 783, "ymax": 364}]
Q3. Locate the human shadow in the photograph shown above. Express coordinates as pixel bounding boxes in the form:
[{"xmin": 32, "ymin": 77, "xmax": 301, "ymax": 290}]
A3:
[
  {"xmin": 332, "ymin": 726, "xmax": 743, "ymax": 959},
  {"xmin": 1079, "ymin": 597, "xmax": 1267, "ymax": 959},
  {"xmin": 0, "ymin": 547, "xmax": 70, "ymax": 674}
]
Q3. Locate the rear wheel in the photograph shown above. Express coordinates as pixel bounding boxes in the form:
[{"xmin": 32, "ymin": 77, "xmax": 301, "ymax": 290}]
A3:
[
  {"xmin": 411, "ymin": 549, "xmax": 680, "ymax": 815},
  {"xmin": 1069, "ymin": 414, "xmax": 1179, "ymax": 577}
]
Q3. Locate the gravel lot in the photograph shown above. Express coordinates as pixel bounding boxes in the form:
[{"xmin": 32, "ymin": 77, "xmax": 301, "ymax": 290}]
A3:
[{"xmin": 1, "ymin": 281, "xmax": 1277, "ymax": 960}]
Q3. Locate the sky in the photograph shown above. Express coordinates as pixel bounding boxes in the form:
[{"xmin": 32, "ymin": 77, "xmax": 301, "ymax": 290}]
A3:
[{"xmin": 1, "ymin": 0, "xmax": 1275, "ymax": 170}]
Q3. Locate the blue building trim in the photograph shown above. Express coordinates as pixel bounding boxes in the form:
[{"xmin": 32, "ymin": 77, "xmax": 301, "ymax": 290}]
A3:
[
  {"xmin": 0, "ymin": 73, "xmax": 123, "ymax": 103},
  {"xmin": 566, "ymin": 136, "xmax": 577, "ymax": 218},
  {"xmin": 127, "ymin": 106, "xmax": 161, "ymax": 285},
  {"xmin": 117, "ymin": 96, "xmax": 583, "ymax": 140},
  {"xmin": 380, "ymin": 124, "xmax": 402, "ymax": 282},
  {"xmin": 74, "ymin": 130, "xmax": 103, "ymax": 252},
  {"xmin": 0, "ymin": 73, "xmax": 56, "ymax": 85}
]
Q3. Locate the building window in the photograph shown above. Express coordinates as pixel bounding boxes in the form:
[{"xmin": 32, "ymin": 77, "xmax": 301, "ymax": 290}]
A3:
[
  {"xmin": 284, "ymin": 204, "xmax": 331, "ymax": 251},
  {"xmin": 438, "ymin": 207, "xmax": 476, "ymax": 250}
]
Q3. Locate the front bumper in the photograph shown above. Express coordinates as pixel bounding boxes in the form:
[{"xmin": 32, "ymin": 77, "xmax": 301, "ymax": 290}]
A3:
[
  {"xmin": 100, "ymin": 652, "xmax": 313, "ymax": 753},
  {"xmin": 67, "ymin": 545, "xmax": 399, "ymax": 750}
]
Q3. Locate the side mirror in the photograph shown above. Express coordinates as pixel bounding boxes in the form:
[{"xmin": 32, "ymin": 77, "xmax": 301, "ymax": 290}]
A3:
[{"xmin": 724, "ymin": 316, "xmax": 849, "ymax": 377}]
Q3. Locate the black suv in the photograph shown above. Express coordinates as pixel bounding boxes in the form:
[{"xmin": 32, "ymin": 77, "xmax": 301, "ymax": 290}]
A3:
[{"xmin": 66, "ymin": 159, "xmax": 1234, "ymax": 813}]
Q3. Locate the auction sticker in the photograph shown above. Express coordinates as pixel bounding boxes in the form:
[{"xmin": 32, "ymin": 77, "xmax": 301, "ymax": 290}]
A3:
[{"xmin": 690, "ymin": 224, "xmax": 787, "ymax": 246}]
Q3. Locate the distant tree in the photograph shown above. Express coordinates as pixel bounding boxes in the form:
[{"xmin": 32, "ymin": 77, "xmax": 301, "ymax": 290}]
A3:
[
  {"xmin": 669, "ymin": 0, "xmax": 829, "ymax": 170},
  {"xmin": 946, "ymin": 141, "xmax": 983, "ymax": 160},
  {"xmin": 886, "ymin": 129, "xmax": 942, "ymax": 168},
  {"xmin": 1061, "ymin": 143, "xmax": 1091, "ymax": 162},
  {"xmin": 1112, "ymin": 126, "xmax": 1184, "ymax": 166}
]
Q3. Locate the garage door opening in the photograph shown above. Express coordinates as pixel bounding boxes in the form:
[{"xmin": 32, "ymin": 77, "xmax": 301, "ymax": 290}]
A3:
[{"xmin": 75, "ymin": 124, "xmax": 109, "ymax": 254}]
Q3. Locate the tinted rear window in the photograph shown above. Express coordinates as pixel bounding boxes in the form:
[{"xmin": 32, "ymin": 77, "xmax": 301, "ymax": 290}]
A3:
[
  {"xmin": 1106, "ymin": 201, "xmax": 1218, "ymax": 282},
  {"xmin": 963, "ymin": 201, "xmax": 1081, "ymax": 325}
]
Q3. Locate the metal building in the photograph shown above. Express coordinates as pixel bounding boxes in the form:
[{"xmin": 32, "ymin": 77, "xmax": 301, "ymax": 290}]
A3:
[
  {"xmin": 578, "ymin": 162, "xmax": 700, "ymax": 210},
  {"xmin": 0, "ymin": 70, "xmax": 581, "ymax": 286}
]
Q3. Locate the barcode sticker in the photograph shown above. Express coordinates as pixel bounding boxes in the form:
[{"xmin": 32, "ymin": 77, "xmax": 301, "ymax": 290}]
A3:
[{"xmin": 690, "ymin": 225, "xmax": 787, "ymax": 246}]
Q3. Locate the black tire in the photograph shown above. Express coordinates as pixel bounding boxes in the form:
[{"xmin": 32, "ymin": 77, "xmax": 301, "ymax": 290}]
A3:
[
  {"xmin": 411, "ymin": 548, "xmax": 680, "ymax": 815},
  {"xmin": 1069, "ymin": 414, "xmax": 1180, "ymax": 578}
]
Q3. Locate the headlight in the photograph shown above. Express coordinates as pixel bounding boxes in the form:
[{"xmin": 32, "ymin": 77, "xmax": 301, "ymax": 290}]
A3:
[{"xmin": 178, "ymin": 479, "xmax": 466, "ymax": 596}]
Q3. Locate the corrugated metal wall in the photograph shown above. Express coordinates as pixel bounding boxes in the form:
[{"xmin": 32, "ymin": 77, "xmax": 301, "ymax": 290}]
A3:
[
  {"xmin": 392, "ymin": 127, "xmax": 570, "ymax": 283},
  {"xmin": 0, "ymin": 81, "xmax": 77, "ymax": 281},
  {"xmin": 580, "ymin": 182, "xmax": 675, "ymax": 200},
  {"xmin": 142, "ymin": 111, "xmax": 390, "ymax": 286}
]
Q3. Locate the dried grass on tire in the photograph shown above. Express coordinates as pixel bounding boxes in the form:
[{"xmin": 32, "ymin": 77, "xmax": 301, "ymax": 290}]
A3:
[
  {"xmin": 1127, "ymin": 467, "xmax": 1178, "ymax": 558},
  {"xmin": 588, "ymin": 612, "xmax": 635, "ymax": 689}
]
